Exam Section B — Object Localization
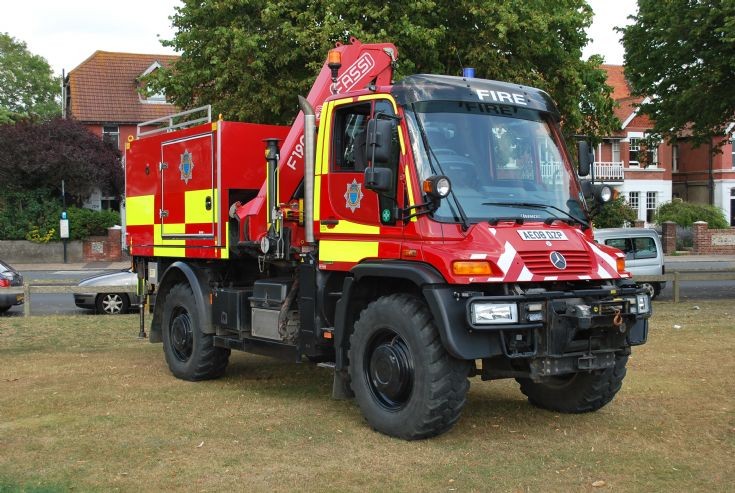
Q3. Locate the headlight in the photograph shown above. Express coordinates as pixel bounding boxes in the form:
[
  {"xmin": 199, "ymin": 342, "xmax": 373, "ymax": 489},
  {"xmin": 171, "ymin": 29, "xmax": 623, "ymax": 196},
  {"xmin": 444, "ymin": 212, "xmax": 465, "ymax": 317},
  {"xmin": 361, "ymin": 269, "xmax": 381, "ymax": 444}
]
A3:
[
  {"xmin": 627, "ymin": 294, "xmax": 651, "ymax": 314},
  {"xmin": 471, "ymin": 302, "xmax": 518, "ymax": 325}
]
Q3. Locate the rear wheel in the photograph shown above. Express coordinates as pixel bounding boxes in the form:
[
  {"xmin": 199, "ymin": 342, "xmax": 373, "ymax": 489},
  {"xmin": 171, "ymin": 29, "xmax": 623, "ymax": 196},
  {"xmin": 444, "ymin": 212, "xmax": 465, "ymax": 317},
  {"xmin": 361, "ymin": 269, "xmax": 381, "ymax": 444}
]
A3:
[
  {"xmin": 96, "ymin": 293, "xmax": 129, "ymax": 315},
  {"xmin": 516, "ymin": 354, "xmax": 628, "ymax": 413},
  {"xmin": 0, "ymin": 305, "xmax": 10, "ymax": 314},
  {"xmin": 161, "ymin": 283, "xmax": 230, "ymax": 381},
  {"xmin": 639, "ymin": 282, "xmax": 657, "ymax": 300},
  {"xmin": 348, "ymin": 294, "xmax": 470, "ymax": 440}
]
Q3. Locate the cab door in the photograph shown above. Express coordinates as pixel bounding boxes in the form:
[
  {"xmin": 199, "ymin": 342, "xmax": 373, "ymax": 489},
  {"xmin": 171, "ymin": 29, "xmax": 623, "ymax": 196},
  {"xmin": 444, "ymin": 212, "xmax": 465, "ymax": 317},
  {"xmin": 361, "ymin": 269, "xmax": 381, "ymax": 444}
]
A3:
[{"xmin": 318, "ymin": 98, "xmax": 404, "ymax": 266}]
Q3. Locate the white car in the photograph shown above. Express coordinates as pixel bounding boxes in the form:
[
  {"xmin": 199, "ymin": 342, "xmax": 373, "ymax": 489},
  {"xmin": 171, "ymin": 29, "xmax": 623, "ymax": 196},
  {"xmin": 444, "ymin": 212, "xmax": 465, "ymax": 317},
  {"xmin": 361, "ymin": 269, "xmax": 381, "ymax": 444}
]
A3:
[
  {"xmin": 594, "ymin": 228, "xmax": 666, "ymax": 298},
  {"xmin": 73, "ymin": 269, "xmax": 139, "ymax": 314}
]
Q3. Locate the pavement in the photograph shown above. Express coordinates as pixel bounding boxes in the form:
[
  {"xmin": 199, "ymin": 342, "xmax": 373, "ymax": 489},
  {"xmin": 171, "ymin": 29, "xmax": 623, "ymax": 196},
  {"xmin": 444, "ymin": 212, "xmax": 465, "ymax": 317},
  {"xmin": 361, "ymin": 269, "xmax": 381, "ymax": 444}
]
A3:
[{"xmin": 12, "ymin": 261, "xmax": 132, "ymax": 271}]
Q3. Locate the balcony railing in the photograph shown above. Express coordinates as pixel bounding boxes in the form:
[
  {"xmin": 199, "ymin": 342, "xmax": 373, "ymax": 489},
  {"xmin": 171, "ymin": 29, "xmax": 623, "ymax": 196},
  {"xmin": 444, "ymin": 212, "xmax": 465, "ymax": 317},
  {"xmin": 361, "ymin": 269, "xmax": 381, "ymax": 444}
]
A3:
[{"xmin": 591, "ymin": 161, "xmax": 624, "ymax": 182}]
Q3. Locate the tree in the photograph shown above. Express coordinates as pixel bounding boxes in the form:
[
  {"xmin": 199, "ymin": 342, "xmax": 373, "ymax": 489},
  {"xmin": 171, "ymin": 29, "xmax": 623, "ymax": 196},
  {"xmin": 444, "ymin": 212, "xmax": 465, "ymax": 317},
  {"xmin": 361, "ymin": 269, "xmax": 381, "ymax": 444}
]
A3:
[
  {"xmin": 621, "ymin": 0, "xmax": 735, "ymax": 148},
  {"xmin": 0, "ymin": 118, "xmax": 122, "ymax": 201},
  {"xmin": 148, "ymin": 0, "xmax": 618, "ymax": 139},
  {"xmin": 654, "ymin": 200, "xmax": 728, "ymax": 229},
  {"xmin": 0, "ymin": 33, "xmax": 60, "ymax": 123}
]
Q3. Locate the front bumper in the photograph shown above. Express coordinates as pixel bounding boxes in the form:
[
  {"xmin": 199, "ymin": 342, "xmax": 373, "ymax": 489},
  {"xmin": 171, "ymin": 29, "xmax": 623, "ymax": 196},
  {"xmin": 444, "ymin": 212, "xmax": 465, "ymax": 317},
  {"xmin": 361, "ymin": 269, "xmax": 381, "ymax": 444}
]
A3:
[
  {"xmin": 424, "ymin": 282, "xmax": 650, "ymax": 376},
  {"xmin": 74, "ymin": 294, "xmax": 96, "ymax": 309}
]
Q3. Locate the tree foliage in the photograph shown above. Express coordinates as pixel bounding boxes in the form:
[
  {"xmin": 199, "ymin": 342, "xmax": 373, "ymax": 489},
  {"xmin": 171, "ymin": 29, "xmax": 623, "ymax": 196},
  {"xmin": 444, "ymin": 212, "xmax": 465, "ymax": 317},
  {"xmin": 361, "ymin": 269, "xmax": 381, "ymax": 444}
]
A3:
[
  {"xmin": 149, "ymin": 0, "xmax": 619, "ymax": 139},
  {"xmin": 654, "ymin": 200, "xmax": 728, "ymax": 229},
  {"xmin": 0, "ymin": 118, "xmax": 123, "ymax": 201},
  {"xmin": 621, "ymin": 0, "xmax": 735, "ymax": 147},
  {"xmin": 0, "ymin": 33, "xmax": 60, "ymax": 123},
  {"xmin": 592, "ymin": 196, "xmax": 638, "ymax": 228}
]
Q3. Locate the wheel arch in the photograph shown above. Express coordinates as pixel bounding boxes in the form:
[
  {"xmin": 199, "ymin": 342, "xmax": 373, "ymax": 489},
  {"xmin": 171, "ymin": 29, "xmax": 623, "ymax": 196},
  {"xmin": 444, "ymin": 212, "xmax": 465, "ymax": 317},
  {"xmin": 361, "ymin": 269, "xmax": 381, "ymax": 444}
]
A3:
[
  {"xmin": 150, "ymin": 261, "xmax": 213, "ymax": 343},
  {"xmin": 333, "ymin": 261, "xmax": 446, "ymax": 374}
]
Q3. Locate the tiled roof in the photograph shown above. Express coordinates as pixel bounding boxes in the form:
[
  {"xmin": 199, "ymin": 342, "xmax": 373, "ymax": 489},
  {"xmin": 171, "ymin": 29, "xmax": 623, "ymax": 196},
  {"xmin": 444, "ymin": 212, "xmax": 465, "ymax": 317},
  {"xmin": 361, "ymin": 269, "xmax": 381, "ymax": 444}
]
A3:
[
  {"xmin": 601, "ymin": 65, "xmax": 647, "ymax": 130},
  {"xmin": 68, "ymin": 51, "xmax": 179, "ymax": 124}
]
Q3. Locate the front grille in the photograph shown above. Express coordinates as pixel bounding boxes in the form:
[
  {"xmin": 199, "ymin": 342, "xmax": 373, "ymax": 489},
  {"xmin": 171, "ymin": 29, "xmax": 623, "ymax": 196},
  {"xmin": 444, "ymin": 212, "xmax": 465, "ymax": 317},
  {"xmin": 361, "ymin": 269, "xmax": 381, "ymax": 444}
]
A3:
[{"xmin": 519, "ymin": 250, "xmax": 591, "ymax": 275}]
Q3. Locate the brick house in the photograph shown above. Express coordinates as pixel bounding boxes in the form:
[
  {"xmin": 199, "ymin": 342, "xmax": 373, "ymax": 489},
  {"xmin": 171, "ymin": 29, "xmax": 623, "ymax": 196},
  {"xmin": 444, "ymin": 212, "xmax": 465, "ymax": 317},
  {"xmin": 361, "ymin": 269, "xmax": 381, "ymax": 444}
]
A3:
[
  {"xmin": 594, "ymin": 65, "xmax": 673, "ymax": 225},
  {"xmin": 62, "ymin": 51, "xmax": 179, "ymax": 210},
  {"xmin": 672, "ymin": 127, "xmax": 735, "ymax": 227},
  {"xmin": 597, "ymin": 65, "xmax": 735, "ymax": 227}
]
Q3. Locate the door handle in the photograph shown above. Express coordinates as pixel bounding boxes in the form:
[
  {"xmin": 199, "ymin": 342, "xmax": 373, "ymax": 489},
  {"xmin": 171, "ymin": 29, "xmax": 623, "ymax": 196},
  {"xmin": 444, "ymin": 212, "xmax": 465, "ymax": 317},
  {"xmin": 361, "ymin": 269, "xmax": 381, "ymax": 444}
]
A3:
[
  {"xmin": 205, "ymin": 196, "xmax": 212, "ymax": 211},
  {"xmin": 321, "ymin": 218, "xmax": 340, "ymax": 228}
]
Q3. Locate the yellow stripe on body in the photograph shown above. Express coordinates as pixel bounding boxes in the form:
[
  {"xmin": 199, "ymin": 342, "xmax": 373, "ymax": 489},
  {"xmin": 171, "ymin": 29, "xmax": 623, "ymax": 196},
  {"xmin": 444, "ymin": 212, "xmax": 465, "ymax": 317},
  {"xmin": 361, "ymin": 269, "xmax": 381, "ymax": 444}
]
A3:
[
  {"xmin": 220, "ymin": 221, "xmax": 229, "ymax": 259},
  {"xmin": 404, "ymin": 164, "xmax": 417, "ymax": 222},
  {"xmin": 319, "ymin": 221, "xmax": 380, "ymax": 235},
  {"xmin": 319, "ymin": 240, "xmax": 378, "ymax": 263},
  {"xmin": 126, "ymin": 195, "xmax": 154, "ymax": 226},
  {"xmin": 184, "ymin": 188, "xmax": 217, "ymax": 225},
  {"xmin": 154, "ymin": 224, "xmax": 186, "ymax": 257}
]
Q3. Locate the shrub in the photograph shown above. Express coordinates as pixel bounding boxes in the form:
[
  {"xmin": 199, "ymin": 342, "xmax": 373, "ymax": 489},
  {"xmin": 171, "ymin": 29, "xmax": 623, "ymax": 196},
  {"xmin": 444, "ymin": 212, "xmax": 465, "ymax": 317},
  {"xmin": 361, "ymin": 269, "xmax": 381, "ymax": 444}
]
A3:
[
  {"xmin": 0, "ymin": 190, "xmax": 120, "ymax": 241},
  {"xmin": 592, "ymin": 197, "xmax": 638, "ymax": 228},
  {"xmin": 655, "ymin": 200, "xmax": 728, "ymax": 229}
]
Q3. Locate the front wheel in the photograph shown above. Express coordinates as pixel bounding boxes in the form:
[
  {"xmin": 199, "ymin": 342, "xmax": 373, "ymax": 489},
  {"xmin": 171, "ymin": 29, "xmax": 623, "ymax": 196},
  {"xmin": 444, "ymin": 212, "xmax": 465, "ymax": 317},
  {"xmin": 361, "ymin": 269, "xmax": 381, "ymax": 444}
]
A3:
[
  {"xmin": 348, "ymin": 294, "xmax": 470, "ymax": 440},
  {"xmin": 161, "ymin": 283, "xmax": 230, "ymax": 381},
  {"xmin": 516, "ymin": 354, "xmax": 628, "ymax": 413}
]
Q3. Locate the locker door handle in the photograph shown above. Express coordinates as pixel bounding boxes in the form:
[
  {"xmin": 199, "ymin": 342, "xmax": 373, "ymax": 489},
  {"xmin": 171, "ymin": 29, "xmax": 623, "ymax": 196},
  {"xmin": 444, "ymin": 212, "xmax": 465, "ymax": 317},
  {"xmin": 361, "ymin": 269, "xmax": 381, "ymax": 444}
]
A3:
[{"xmin": 205, "ymin": 196, "xmax": 212, "ymax": 211}]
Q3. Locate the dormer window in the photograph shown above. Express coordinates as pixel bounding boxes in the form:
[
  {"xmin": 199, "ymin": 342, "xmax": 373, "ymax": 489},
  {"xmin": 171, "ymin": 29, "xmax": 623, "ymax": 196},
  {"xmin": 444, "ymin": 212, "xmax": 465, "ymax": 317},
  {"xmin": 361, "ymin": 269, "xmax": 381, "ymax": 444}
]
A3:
[{"xmin": 139, "ymin": 61, "xmax": 170, "ymax": 104}]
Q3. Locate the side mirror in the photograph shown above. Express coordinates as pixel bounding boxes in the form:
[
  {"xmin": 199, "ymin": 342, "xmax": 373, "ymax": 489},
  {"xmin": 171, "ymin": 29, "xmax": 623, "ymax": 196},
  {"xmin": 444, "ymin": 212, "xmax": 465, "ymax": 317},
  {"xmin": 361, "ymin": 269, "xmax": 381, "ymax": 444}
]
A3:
[
  {"xmin": 577, "ymin": 141, "xmax": 594, "ymax": 177},
  {"xmin": 364, "ymin": 166, "xmax": 393, "ymax": 193},
  {"xmin": 366, "ymin": 119, "xmax": 393, "ymax": 165}
]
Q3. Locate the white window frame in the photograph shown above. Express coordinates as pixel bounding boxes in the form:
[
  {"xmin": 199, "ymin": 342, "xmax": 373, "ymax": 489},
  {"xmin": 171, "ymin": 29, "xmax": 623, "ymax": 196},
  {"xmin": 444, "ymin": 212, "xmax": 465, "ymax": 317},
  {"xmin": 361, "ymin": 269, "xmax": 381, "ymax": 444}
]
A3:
[
  {"xmin": 629, "ymin": 138, "xmax": 640, "ymax": 166},
  {"xmin": 646, "ymin": 191, "xmax": 657, "ymax": 223},
  {"xmin": 627, "ymin": 191, "xmax": 640, "ymax": 212},
  {"xmin": 102, "ymin": 125, "xmax": 119, "ymax": 149},
  {"xmin": 612, "ymin": 140, "xmax": 621, "ymax": 162},
  {"xmin": 672, "ymin": 144, "xmax": 679, "ymax": 172}
]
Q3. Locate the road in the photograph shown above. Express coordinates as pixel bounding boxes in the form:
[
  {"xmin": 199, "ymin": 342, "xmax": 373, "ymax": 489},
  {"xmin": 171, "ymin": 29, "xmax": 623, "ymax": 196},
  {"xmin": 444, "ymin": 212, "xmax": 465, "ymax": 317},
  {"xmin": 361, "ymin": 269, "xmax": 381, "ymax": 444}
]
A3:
[
  {"xmin": 3, "ymin": 268, "xmax": 118, "ymax": 317},
  {"xmin": 2, "ymin": 259, "xmax": 734, "ymax": 317}
]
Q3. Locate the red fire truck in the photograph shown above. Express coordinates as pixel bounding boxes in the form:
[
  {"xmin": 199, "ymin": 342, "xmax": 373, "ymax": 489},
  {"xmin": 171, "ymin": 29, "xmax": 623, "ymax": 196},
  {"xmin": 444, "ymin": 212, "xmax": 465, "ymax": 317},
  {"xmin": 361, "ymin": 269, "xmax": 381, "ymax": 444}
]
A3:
[{"xmin": 125, "ymin": 38, "xmax": 650, "ymax": 440}]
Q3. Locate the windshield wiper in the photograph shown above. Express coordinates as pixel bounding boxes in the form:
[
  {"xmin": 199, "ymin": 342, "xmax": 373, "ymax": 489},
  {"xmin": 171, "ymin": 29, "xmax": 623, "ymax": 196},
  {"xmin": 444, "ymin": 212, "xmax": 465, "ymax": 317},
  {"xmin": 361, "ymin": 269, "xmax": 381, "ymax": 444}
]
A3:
[
  {"xmin": 482, "ymin": 201, "xmax": 590, "ymax": 230},
  {"xmin": 411, "ymin": 104, "xmax": 470, "ymax": 231}
]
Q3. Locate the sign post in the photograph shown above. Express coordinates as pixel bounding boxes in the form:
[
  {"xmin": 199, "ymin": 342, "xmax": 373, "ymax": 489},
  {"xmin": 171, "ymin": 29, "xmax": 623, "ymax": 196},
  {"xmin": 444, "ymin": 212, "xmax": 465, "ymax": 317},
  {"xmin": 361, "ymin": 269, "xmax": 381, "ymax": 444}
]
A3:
[{"xmin": 60, "ymin": 211, "xmax": 69, "ymax": 263}]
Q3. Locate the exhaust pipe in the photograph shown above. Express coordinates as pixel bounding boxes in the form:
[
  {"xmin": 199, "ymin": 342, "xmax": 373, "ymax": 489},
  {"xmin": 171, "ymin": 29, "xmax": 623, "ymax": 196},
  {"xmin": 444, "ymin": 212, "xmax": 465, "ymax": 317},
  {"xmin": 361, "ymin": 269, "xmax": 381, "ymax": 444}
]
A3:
[{"xmin": 298, "ymin": 96, "xmax": 316, "ymax": 245}]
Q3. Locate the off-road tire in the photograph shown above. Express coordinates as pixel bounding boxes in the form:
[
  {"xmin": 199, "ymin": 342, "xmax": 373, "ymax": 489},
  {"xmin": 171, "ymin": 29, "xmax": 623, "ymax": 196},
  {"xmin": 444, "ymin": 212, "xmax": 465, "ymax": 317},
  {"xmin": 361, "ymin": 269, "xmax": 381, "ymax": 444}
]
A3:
[
  {"xmin": 161, "ymin": 283, "xmax": 230, "ymax": 381},
  {"xmin": 96, "ymin": 293, "xmax": 129, "ymax": 315},
  {"xmin": 348, "ymin": 294, "xmax": 470, "ymax": 440},
  {"xmin": 516, "ymin": 354, "xmax": 628, "ymax": 413},
  {"xmin": 0, "ymin": 305, "xmax": 10, "ymax": 314}
]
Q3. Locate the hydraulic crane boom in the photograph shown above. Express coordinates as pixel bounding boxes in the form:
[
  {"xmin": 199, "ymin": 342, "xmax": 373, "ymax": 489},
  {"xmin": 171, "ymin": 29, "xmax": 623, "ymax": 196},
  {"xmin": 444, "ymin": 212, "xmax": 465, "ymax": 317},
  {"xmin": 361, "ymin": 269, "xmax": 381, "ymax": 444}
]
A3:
[{"xmin": 235, "ymin": 38, "xmax": 398, "ymax": 244}]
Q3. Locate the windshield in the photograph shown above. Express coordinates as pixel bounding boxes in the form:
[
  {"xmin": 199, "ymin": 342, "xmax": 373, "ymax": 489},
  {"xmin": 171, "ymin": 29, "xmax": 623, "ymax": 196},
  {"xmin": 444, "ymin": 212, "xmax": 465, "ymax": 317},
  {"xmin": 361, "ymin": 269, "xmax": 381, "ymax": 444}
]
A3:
[{"xmin": 406, "ymin": 101, "xmax": 587, "ymax": 225}]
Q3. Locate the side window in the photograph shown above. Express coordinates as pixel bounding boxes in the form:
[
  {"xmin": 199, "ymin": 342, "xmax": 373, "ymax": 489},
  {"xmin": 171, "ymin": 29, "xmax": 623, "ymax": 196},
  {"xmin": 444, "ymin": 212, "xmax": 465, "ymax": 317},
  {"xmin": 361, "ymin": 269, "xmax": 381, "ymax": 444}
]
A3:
[
  {"xmin": 633, "ymin": 237, "xmax": 657, "ymax": 259},
  {"xmin": 332, "ymin": 103, "xmax": 371, "ymax": 171},
  {"xmin": 605, "ymin": 238, "xmax": 635, "ymax": 260}
]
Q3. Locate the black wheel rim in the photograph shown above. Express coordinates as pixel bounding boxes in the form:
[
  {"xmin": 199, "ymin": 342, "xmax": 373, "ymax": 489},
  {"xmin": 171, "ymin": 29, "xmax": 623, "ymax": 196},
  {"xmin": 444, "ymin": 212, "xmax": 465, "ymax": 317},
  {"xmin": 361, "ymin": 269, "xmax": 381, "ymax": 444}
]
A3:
[
  {"xmin": 169, "ymin": 306, "xmax": 193, "ymax": 362},
  {"xmin": 364, "ymin": 329, "xmax": 414, "ymax": 411}
]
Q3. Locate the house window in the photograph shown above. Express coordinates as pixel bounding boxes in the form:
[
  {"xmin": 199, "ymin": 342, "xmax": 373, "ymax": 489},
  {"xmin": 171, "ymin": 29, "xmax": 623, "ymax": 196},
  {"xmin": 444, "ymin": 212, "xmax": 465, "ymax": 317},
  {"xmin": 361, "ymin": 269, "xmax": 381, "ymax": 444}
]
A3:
[
  {"xmin": 612, "ymin": 141, "xmax": 621, "ymax": 162},
  {"xmin": 627, "ymin": 191, "xmax": 639, "ymax": 211},
  {"xmin": 646, "ymin": 191, "xmax": 657, "ymax": 223},
  {"xmin": 646, "ymin": 143, "xmax": 658, "ymax": 168},
  {"xmin": 672, "ymin": 144, "xmax": 679, "ymax": 172},
  {"xmin": 102, "ymin": 125, "xmax": 119, "ymax": 149},
  {"xmin": 629, "ymin": 138, "xmax": 640, "ymax": 166}
]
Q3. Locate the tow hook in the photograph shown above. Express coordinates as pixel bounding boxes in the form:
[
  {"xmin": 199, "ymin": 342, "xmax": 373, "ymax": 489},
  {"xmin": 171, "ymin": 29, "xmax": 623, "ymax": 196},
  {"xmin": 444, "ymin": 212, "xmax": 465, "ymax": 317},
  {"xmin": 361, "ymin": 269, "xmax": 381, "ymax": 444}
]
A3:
[{"xmin": 613, "ymin": 309, "xmax": 623, "ymax": 330}]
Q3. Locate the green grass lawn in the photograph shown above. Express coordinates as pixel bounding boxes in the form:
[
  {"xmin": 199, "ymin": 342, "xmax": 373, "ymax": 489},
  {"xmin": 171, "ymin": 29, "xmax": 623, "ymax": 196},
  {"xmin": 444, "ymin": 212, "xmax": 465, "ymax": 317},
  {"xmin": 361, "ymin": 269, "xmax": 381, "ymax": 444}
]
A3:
[{"xmin": 1, "ymin": 301, "xmax": 733, "ymax": 492}]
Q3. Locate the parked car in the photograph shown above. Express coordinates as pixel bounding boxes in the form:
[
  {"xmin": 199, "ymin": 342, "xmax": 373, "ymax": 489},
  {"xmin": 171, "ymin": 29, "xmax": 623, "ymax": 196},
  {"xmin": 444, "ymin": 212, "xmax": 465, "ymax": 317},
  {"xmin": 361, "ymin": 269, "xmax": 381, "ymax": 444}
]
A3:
[
  {"xmin": 0, "ymin": 259, "xmax": 24, "ymax": 314},
  {"xmin": 74, "ymin": 269, "xmax": 138, "ymax": 315},
  {"xmin": 594, "ymin": 228, "xmax": 666, "ymax": 298}
]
